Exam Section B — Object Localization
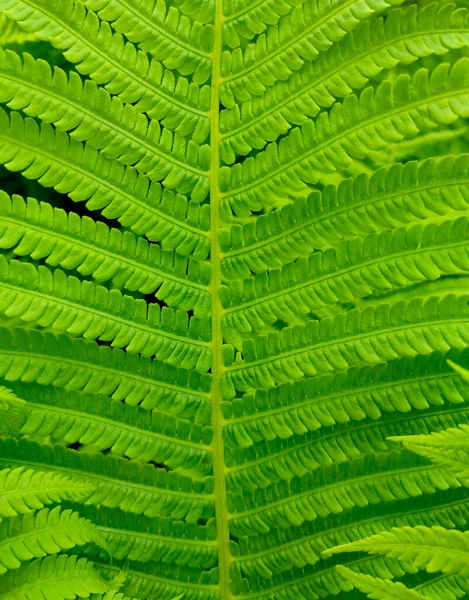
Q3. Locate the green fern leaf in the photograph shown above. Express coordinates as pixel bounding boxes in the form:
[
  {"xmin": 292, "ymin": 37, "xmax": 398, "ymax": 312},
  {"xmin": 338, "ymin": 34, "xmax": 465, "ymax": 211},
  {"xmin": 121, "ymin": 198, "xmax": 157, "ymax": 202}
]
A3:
[
  {"xmin": 0, "ymin": 192, "xmax": 211, "ymax": 312},
  {"xmin": 222, "ymin": 59, "xmax": 469, "ymax": 215},
  {"xmin": 0, "ymin": 14, "xmax": 38, "ymax": 46},
  {"xmin": 0, "ymin": 554, "xmax": 115, "ymax": 600},
  {"xmin": 335, "ymin": 566, "xmax": 426, "ymax": 600},
  {"xmin": 0, "ymin": 256, "xmax": 212, "ymax": 372},
  {"xmin": 1, "ymin": 382, "xmax": 213, "ymax": 475},
  {"xmin": 0, "ymin": 467, "xmax": 94, "ymax": 517},
  {"xmin": 0, "ymin": 0, "xmax": 212, "ymax": 143},
  {"xmin": 0, "ymin": 506, "xmax": 99, "ymax": 574},
  {"xmin": 220, "ymin": 155, "xmax": 469, "ymax": 278},
  {"xmin": 220, "ymin": 3, "xmax": 469, "ymax": 161},
  {"xmin": 2, "ymin": 0, "xmax": 469, "ymax": 598},
  {"xmin": 80, "ymin": 0, "xmax": 214, "ymax": 82},
  {"xmin": 327, "ymin": 526, "xmax": 469, "ymax": 577}
]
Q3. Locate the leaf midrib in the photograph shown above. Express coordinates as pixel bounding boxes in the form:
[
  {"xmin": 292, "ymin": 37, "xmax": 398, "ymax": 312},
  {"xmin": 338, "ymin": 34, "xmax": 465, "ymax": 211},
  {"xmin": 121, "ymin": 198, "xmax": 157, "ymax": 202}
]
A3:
[{"xmin": 209, "ymin": 1, "xmax": 232, "ymax": 598}]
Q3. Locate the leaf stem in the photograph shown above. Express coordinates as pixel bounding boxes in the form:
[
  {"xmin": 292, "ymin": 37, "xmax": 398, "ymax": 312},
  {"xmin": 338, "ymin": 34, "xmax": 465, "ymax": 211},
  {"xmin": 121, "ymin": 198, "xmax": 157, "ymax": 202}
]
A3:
[{"xmin": 210, "ymin": 2, "xmax": 232, "ymax": 598}]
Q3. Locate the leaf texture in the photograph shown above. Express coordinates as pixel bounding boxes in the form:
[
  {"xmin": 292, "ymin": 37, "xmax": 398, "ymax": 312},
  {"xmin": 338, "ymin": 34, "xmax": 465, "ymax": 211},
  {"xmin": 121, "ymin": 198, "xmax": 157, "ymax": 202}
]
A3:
[
  {"xmin": 1, "ymin": 0, "xmax": 469, "ymax": 599},
  {"xmin": 0, "ymin": 467, "xmax": 94, "ymax": 518}
]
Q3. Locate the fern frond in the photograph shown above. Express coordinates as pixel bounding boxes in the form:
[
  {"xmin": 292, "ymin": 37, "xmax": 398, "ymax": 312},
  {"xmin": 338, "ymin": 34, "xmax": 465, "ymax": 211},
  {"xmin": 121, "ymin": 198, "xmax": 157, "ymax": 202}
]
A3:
[
  {"xmin": 222, "ymin": 60, "xmax": 469, "ymax": 216},
  {"xmin": 0, "ymin": 438, "xmax": 214, "ymax": 522},
  {"xmin": 389, "ymin": 394, "xmax": 469, "ymax": 482},
  {"xmin": 0, "ymin": 112, "xmax": 213, "ymax": 252},
  {"xmin": 0, "ymin": 0, "xmax": 211, "ymax": 143},
  {"xmin": 234, "ymin": 485, "xmax": 469, "ymax": 578},
  {"xmin": 0, "ymin": 506, "xmax": 99, "ymax": 574},
  {"xmin": 0, "ymin": 383, "xmax": 26, "ymax": 437},
  {"xmin": 83, "ymin": 504, "xmax": 217, "ymax": 569},
  {"xmin": 335, "ymin": 566, "xmax": 426, "ymax": 600},
  {"xmin": 229, "ymin": 451, "xmax": 460, "ymax": 535},
  {"xmin": 222, "ymin": 219, "xmax": 469, "ymax": 334},
  {"xmin": 227, "ymin": 407, "xmax": 469, "ymax": 494},
  {"xmin": 0, "ymin": 48, "xmax": 211, "ymax": 196},
  {"xmin": 0, "ymin": 193, "xmax": 211, "ymax": 313},
  {"xmin": 221, "ymin": 156, "xmax": 469, "ymax": 279},
  {"xmin": 390, "ymin": 420, "xmax": 469, "ymax": 451},
  {"xmin": 81, "ymin": 0, "xmax": 213, "ymax": 82},
  {"xmin": 220, "ymin": 3, "xmax": 469, "ymax": 162},
  {"xmin": 0, "ymin": 327, "xmax": 212, "ymax": 422},
  {"xmin": 327, "ymin": 525, "xmax": 469, "ymax": 576},
  {"xmin": 104, "ymin": 559, "xmax": 217, "ymax": 600},
  {"xmin": 2, "ymin": 382, "xmax": 213, "ymax": 475},
  {"xmin": 223, "ymin": 352, "xmax": 469, "ymax": 450},
  {"xmin": 0, "ymin": 466, "xmax": 94, "ymax": 517},
  {"xmin": 0, "ymin": 257, "xmax": 212, "ymax": 372},
  {"xmin": 0, "ymin": 110, "xmax": 209, "ymax": 208},
  {"xmin": 0, "ymin": 554, "xmax": 113, "ymax": 600},
  {"xmin": 1, "ymin": 0, "xmax": 469, "ymax": 597},
  {"xmin": 414, "ymin": 572, "xmax": 469, "ymax": 599},
  {"xmin": 222, "ymin": 0, "xmax": 301, "ymax": 48},
  {"xmin": 224, "ymin": 295, "xmax": 469, "ymax": 396},
  {"xmin": 220, "ymin": 0, "xmax": 404, "ymax": 108},
  {"xmin": 0, "ymin": 14, "xmax": 37, "ymax": 45}
]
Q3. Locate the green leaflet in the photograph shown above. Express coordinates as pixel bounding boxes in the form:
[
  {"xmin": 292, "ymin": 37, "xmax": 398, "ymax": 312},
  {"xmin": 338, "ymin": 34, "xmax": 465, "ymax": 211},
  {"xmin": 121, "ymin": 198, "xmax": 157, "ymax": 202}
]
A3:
[
  {"xmin": 0, "ymin": 192, "xmax": 211, "ymax": 314},
  {"xmin": 0, "ymin": 554, "xmax": 115, "ymax": 600},
  {"xmin": 221, "ymin": 218, "xmax": 469, "ymax": 335},
  {"xmin": 0, "ymin": 466, "xmax": 94, "ymax": 517},
  {"xmin": 81, "ymin": 0, "xmax": 214, "ymax": 80},
  {"xmin": 0, "ymin": 255, "xmax": 212, "ymax": 372},
  {"xmin": 2, "ymin": 381, "xmax": 213, "ymax": 476},
  {"xmin": 220, "ymin": 155, "xmax": 469, "ymax": 278},
  {"xmin": 0, "ymin": 327, "xmax": 212, "ymax": 422},
  {"xmin": 0, "ymin": 111, "xmax": 213, "ymax": 251},
  {"xmin": 0, "ymin": 506, "xmax": 99, "ymax": 574},
  {"xmin": 0, "ymin": 0, "xmax": 212, "ymax": 141},
  {"xmin": 327, "ymin": 525, "xmax": 469, "ymax": 576},
  {"xmin": 0, "ymin": 14, "xmax": 38, "ymax": 46},
  {"xmin": 0, "ymin": 438, "xmax": 215, "ymax": 523},
  {"xmin": 221, "ymin": 58, "xmax": 469, "ymax": 216},
  {"xmin": 220, "ymin": 0, "xmax": 408, "ymax": 105},
  {"xmin": 335, "ymin": 566, "xmax": 426, "ymax": 600},
  {"xmin": 0, "ymin": 49, "xmax": 212, "ymax": 195},
  {"xmin": 2, "ymin": 0, "xmax": 469, "ymax": 599},
  {"xmin": 220, "ymin": 2, "xmax": 469, "ymax": 161}
]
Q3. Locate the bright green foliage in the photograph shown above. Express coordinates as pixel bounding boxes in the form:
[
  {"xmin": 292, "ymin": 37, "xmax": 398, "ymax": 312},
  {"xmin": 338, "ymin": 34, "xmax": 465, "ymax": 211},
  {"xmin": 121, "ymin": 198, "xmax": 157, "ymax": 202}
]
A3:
[
  {"xmin": 2, "ymin": 0, "xmax": 469, "ymax": 599},
  {"xmin": 323, "ymin": 420, "xmax": 469, "ymax": 597},
  {"xmin": 0, "ymin": 554, "xmax": 116, "ymax": 600},
  {"xmin": 0, "ymin": 506, "xmax": 99, "ymax": 574},
  {"xmin": 327, "ymin": 525, "xmax": 469, "ymax": 576},
  {"xmin": 0, "ymin": 466, "xmax": 94, "ymax": 517},
  {"xmin": 335, "ymin": 566, "xmax": 426, "ymax": 600}
]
